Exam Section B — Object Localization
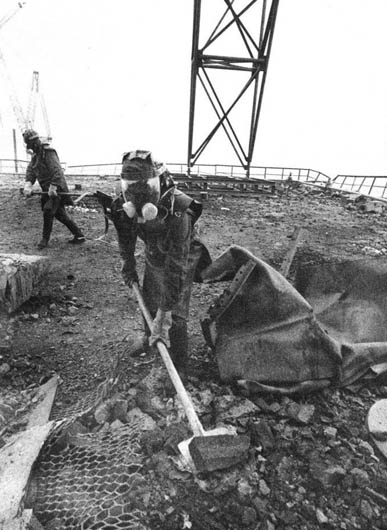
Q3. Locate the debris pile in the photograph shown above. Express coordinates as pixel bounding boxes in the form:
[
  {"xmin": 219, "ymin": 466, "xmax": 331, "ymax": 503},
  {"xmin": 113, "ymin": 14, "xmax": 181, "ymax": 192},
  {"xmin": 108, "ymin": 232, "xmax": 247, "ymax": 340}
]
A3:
[{"xmin": 2, "ymin": 176, "xmax": 387, "ymax": 528}]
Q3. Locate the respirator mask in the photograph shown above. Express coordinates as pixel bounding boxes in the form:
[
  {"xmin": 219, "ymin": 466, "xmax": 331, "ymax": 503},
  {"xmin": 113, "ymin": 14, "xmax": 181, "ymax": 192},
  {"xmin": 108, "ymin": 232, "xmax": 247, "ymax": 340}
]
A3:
[
  {"xmin": 120, "ymin": 150, "xmax": 169, "ymax": 222},
  {"xmin": 122, "ymin": 174, "xmax": 160, "ymax": 222}
]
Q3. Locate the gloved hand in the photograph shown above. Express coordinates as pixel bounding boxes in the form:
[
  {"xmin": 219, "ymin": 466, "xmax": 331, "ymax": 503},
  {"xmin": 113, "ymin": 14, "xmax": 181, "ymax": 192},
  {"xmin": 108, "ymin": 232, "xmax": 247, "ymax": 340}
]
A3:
[
  {"xmin": 23, "ymin": 182, "xmax": 33, "ymax": 197},
  {"xmin": 149, "ymin": 308, "xmax": 172, "ymax": 347},
  {"xmin": 48, "ymin": 184, "xmax": 58, "ymax": 198}
]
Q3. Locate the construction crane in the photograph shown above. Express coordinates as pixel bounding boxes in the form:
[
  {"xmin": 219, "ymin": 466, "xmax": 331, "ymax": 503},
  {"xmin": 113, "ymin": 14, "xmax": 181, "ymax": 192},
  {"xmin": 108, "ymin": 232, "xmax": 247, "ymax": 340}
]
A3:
[
  {"xmin": 26, "ymin": 70, "xmax": 52, "ymax": 142},
  {"xmin": 0, "ymin": 1, "xmax": 28, "ymax": 132},
  {"xmin": 0, "ymin": 2, "xmax": 26, "ymax": 30},
  {"xmin": 0, "ymin": 1, "xmax": 52, "ymax": 145},
  {"xmin": 25, "ymin": 70, "xmax": 38, "ymax": 129}
]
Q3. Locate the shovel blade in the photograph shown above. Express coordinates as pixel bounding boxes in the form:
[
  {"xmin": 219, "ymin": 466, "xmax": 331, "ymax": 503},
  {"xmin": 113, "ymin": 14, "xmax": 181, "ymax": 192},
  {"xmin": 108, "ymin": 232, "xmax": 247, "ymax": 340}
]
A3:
[
  {"xmin": 177, "ymin": 426, "xmax": 238, "ymax": 473},
  {"xmin": 178, "ymin": 426, "xmax": 250, "ymax": 473},
  {"xmin": 189, "ymin": 433, "xmax": 250, "ymax": 473}
]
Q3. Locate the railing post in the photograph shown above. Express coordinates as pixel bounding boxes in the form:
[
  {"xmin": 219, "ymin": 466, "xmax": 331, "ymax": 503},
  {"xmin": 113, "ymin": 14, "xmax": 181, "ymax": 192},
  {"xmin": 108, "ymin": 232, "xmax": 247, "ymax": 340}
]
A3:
[
  {"xmin": 369, "ymin": 177, "xmax": 376, "ymax": 196},
  {"xmin": 12, "ymin": 129, "xmax": 18, "ymax": 174}
]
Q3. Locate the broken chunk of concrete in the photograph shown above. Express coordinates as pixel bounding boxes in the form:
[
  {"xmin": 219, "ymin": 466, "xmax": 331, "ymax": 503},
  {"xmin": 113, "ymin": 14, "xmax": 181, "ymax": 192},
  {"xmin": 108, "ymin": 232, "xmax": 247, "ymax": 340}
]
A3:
[
  {"xmin": 0, "ymin": 254, "xmax": 50, "ymax": 314},
  {"xmin": 367, "ymin": 399, "xmax": 387, "ymax": 458},
  {"xmin": 287, "ymin": 402, "xmax": 315, "ymax": 425},
  {"xmin": 0, "ymin": 421, "xmax": 55, "ymax": 526},
  {"xmin": 310, "ymin": 462, "xmax": 346, "ymax": 488},
  {"xmin": 126, "ymin": 407, "xmax": 157, "ymax": 431}
]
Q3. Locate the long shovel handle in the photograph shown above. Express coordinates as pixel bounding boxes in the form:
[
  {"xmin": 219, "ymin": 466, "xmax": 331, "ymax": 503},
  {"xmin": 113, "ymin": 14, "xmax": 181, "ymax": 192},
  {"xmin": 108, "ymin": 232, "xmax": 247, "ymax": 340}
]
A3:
[
  {"xmin": 132, "ymin": 283, "xmax": 205, "ymax": 437},
  {"xmin": 20, "ymin": 188, "xmax": 79, "ymax": 196}
]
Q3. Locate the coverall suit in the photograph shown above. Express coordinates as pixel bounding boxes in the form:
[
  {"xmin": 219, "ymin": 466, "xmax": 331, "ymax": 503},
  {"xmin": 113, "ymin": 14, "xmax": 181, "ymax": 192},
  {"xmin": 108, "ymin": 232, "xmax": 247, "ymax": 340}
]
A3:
[
  {"xmin": 111, "ymin": 187, "xmax": 210, "ymax": 372},
  {"xmin": 25, "ymin": 146, "xmax": 84, "ymax": 243}
]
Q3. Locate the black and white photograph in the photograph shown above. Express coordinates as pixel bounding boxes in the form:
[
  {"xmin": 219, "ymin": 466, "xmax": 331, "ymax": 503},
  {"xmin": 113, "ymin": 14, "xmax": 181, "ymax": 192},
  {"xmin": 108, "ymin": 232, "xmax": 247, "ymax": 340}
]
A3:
[{"xmin": 1, "ymin": 1, "xmax": 387, "ymax": 529}]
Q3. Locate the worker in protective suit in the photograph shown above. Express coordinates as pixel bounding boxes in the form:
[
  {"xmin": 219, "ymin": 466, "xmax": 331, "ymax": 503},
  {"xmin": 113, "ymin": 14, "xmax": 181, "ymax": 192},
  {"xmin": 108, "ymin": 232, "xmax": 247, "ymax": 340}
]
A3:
[
  {"xmin": 111, "ymin": 150, "xmax": 211, "ymax": 379},
  {"xmin": 22, "ymin": 129, "xmax": 85, "ymax": 249}
]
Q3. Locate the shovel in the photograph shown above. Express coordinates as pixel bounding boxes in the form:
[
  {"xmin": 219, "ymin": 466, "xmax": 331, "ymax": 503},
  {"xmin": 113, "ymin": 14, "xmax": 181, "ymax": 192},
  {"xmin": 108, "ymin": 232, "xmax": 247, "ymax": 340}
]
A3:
[{"xmin": 132, "ymin": 283, "xmax": 250, "ymax": 473}]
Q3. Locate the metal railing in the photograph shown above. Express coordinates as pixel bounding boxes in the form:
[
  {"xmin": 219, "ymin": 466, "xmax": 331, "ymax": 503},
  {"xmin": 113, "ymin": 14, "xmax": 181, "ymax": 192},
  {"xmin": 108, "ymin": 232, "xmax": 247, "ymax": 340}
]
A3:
[
  {"xmin": 333, "ymin": 174, "xmax": 387, "ymax": 199},
  {"xmin": 3, "ymin": 158, "xmax": 387, "ymax": 199},
  {"xmin": 0, "ymin": 159, "xmax": 331, "ymax": 183},
  {"xmin": 64, "ymin": 161, "xmax": 331, "ymax": 184},
  {"xmin": 0, "ymin": 158, "xmax": 29, "ymax": 174}
]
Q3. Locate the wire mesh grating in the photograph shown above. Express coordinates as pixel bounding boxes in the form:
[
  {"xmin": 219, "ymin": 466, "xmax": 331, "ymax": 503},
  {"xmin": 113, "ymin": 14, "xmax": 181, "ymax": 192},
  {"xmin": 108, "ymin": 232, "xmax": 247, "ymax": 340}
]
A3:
[{"xmin": 25, "ymin": 375, "xmax": 150, "ymax": 529}]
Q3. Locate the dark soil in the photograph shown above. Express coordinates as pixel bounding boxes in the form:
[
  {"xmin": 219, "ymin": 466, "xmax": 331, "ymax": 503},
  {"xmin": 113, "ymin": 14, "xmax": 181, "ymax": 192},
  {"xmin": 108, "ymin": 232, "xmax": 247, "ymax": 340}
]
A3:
[{"xmin": 2, "ymin": 173, "xmax": 387, "ymax": 530}]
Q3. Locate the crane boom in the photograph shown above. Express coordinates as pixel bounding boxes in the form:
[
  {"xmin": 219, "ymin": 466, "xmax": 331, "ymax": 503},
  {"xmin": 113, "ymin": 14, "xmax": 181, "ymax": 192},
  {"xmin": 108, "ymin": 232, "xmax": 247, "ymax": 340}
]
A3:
[
  {"xmin": 0, "ymin": 1, "xmax": 28, "ymax": 132},
  {"xmin": 26, "ymin": 70, "xmax": 39, "ymax": 129},
  {"xmin": 0, "ymin": 46, "xmax": 26, "ymax": 131},
  {"xmin": 0, "ymin": 2, "xmax": 26, "ymax": 30},
  {"xmin": 40, "ymin": 92, "xmax": 51, "ymax": 141}
]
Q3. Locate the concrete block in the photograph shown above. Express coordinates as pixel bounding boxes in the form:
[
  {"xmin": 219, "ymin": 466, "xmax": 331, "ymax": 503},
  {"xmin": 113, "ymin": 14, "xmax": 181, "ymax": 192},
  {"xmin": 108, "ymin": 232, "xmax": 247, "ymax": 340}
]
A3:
[{"xmin": 0, "ymin": 254, "xmax": 50, "ymax": 314}]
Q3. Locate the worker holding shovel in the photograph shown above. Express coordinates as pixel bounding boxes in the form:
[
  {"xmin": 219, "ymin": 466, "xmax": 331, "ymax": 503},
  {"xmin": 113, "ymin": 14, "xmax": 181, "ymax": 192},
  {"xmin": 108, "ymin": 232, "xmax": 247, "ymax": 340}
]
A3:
[
  {"xmin": 111, "ymin": 150, "xmax": 211, "ymax": 380},
  {"xmin": 22, "ymin": 129, "xmax": 86, "ymax": 249}
]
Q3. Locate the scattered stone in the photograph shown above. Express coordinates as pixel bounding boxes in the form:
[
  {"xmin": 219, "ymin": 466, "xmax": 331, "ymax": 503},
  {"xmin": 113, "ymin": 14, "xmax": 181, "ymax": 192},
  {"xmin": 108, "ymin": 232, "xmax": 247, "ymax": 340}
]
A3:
[
  {"xmin": 358, "ymin": 440, "xmax": 375, "ymax": 456},
  {"xmin": 268, "ymin": 402, "xmax": 282, "ymax": 414},
  {"xmin": 259, "ymin": 479, "xmax": 271, "ymax": 496},
  {"xmin": 310, "ymin": 462, "xmax": 346, "ymax": 488},
  {"xmin": 94, "ymin": 400, "xmax": 112, "ymax": 424},
  {"xmin": 359, "ymin": 498, "xmax": 374, "ymax": 520},
  {"xmin": 316, "ymin": 508, "xmax": 329, "ymax": 524},
  {"xmin": 324, "ymin": 426, "xmax": 338, "ymax": 438},
  {"xmin": 110, "ymin": 419, "xmax": 124, "ymax": 430},
  {"xmin": 225, "ymin": 399, "xmax": 257, "ymax": 419},
  {"xmin": 213, "ymin": 469, "xmax": 239, "ymax": 496},
  {"xmin": 249, "ymin": 419, "xmax": 275, "ymax": 450},
  {"xmin": 126, "ymin": 407, "xmax": 157, "ymax": 431},
  {"xmin": 140, "ymin": 427, "xmax": 164, "ymax": 455},
  {"xmin": 0, "ymin": 363, "xmax": 10, "ymax": 376},
  {"xmin": 237, "ymin": 478, "xmax": 254, "ymax": 503},
  {"xmin": 111, "ymin": 399, "xmax": 128, "ymax": 422},
  {"xmin": 351, "ymin": 468, "xmax": 370, "ymax": 487},
  {"xmin": 252, "ymin": 496, "xmax": 267, "ymax": 516},
  {"xmin": 61, "ymin": 316, "xmax": 76, "ymax": 327},
  {"xmin": 296, "ymin": 404, "xmax": 315, "ymax": 424},
  {"xmin": 241, "ymin": 506, "xmax": 257, "ymax": 526}
]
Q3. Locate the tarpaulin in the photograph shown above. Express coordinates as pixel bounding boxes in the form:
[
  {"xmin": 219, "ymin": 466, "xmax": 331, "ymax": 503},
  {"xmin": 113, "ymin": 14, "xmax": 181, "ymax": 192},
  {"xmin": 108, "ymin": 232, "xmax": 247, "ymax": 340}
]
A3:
[{"xmin": 201, "ymin": 246, "xmax": 387, "ymax": 394}]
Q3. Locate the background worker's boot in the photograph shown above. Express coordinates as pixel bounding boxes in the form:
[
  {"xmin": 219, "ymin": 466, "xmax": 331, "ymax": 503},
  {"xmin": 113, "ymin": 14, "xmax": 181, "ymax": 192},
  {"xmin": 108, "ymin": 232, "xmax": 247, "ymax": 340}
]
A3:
[
  {"xmin": 40, "ymin": 211, "xmax": 53, "ymax": 249},
  {"xmin": 68, "ymin": 234, "xmax": 86, "ymax": 244},
  {"xmin": 37, "ymin": 238, "xmax": 49, "ymax": 250}
]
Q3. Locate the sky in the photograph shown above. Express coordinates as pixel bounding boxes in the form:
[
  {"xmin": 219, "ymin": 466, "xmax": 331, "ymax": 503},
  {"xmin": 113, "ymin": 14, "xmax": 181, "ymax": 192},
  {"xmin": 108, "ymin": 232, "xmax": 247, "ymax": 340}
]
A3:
[{"xmin": 0, "ymin": 0, "xmax": 387, "ymax": 178}]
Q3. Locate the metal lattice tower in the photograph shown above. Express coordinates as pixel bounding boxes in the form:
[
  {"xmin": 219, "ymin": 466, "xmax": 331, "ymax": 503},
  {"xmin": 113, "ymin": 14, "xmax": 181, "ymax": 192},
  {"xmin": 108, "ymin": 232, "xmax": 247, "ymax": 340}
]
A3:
[{"xmin": 187, "ymin": 0, "xmax": 280, "ymax": 176}]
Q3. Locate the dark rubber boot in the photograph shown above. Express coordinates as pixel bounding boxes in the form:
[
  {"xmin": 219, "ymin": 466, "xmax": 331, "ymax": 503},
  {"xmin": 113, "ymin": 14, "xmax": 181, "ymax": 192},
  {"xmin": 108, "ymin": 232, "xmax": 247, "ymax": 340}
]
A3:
[
  {"xmin": 68, "ymin": 235, "xmax": 86, "ymax": 244},
  {"xmin": 42, "ymin": 211, "xmax": 54, "ymax": 242},
  {"xmin": 55, "ymin": 206, "xmax": 85, "ymax": 242},
  {"xmin": 37, "ymin": 238, "xmax": 49, "ymax": 250},
  {"xmin": 169, "ymin": 318, "xmax": 189, "ymax": 379}
]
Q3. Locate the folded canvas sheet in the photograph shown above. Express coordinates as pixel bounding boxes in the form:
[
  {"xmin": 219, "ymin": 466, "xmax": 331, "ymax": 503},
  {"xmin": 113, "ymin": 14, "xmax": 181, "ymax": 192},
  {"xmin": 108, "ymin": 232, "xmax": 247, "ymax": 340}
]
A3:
[{"xmin": 201, "ymin": 246, "xmax": 387, "ymax": 392}]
